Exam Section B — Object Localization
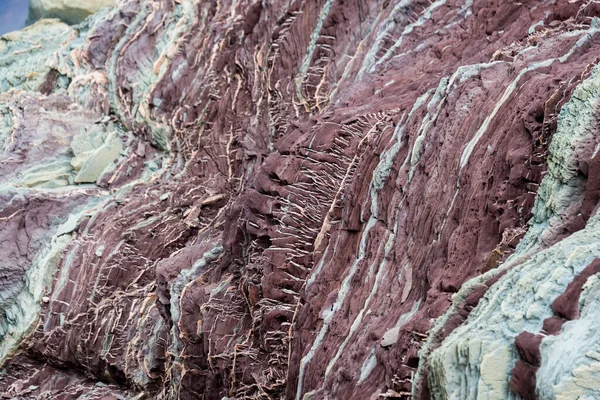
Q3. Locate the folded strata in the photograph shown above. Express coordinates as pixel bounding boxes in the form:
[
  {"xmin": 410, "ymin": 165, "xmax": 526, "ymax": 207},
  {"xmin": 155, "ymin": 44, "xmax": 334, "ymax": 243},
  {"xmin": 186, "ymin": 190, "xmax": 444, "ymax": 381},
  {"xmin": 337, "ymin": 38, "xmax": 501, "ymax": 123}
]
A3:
[
  {"xmin": 0, "ymin": 1, "xmax": 600, "ymax": 399},
  {"xmin": 27, "ymin": 0, "xmax": 116, "ymax": 25}
]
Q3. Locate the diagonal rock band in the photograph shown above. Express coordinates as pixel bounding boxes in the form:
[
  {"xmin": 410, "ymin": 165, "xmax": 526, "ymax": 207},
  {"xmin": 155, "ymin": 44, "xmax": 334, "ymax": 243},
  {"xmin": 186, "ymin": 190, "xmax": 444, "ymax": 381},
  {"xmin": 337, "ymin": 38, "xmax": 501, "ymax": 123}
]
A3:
[{"xmin": 1, "ymin": 0, "xmax": 600, "ymax": 399}]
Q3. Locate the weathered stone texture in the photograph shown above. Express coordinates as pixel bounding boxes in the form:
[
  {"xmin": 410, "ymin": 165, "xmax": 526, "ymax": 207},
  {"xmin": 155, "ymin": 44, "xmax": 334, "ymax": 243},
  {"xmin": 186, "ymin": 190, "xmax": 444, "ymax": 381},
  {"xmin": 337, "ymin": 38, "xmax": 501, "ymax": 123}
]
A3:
[{"xmin": 1, "ymin": 1, "xmax": 600, "ymax": 399}]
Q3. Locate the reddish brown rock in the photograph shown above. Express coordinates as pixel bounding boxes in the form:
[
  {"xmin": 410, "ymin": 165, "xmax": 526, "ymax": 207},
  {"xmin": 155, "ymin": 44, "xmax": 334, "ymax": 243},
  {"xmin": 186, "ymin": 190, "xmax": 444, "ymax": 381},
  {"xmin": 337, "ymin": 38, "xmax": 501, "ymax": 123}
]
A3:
[{"xmin": 2, "ymin": 0, "xmax": 600, "ymax": 399}]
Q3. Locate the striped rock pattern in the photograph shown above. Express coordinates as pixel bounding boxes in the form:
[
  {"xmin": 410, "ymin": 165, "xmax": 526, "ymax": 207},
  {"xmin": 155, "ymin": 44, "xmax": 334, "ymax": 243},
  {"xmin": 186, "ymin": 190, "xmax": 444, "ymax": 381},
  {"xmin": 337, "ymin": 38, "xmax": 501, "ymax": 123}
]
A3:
[{"xmin": 1, "ymin": 0, "xmax": 600, "ymax": 399}]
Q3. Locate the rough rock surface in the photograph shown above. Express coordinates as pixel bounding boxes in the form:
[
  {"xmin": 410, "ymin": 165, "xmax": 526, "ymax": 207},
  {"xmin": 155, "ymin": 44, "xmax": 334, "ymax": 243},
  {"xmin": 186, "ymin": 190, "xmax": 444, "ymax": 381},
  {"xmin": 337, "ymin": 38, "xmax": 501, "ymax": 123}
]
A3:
[
  {"xmin": 27, "ymin": 0, "xmax": 116, "ymax": 25},
  {"xmin": 1, "ymin": 1, "xmax": 600, "ymax": 399}
]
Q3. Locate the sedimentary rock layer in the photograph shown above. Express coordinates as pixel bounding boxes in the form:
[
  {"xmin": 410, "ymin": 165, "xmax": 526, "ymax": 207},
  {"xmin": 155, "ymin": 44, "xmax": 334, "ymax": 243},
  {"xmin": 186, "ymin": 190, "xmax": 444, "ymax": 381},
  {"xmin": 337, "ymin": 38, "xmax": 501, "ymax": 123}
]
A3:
[
  {"xmin": 27, "ymin": 0, "xmax": 116, "ymax": 25},
  {"xmin": 1, "ymin": 0, "xmax": 600, "ymax": 399}
]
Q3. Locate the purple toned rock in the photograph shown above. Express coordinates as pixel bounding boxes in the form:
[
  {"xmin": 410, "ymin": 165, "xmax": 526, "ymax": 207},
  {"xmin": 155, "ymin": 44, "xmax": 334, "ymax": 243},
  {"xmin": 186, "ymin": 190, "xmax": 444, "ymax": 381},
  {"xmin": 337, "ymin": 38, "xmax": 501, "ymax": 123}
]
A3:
[{"xmin": 2, "ymin": 1, "xmax": 600, "ymax": 399}]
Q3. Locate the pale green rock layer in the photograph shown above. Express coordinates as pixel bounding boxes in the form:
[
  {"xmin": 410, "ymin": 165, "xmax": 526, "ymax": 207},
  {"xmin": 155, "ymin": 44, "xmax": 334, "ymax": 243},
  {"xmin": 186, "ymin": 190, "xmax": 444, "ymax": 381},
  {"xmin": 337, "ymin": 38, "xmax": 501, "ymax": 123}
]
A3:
[
  {"xmin": 0, "ymin": 19, "xmax": 73, "ymax": 93},
  {"xmin": 538, "ymin": 278, "xmax": 600, "ymax": 400}
]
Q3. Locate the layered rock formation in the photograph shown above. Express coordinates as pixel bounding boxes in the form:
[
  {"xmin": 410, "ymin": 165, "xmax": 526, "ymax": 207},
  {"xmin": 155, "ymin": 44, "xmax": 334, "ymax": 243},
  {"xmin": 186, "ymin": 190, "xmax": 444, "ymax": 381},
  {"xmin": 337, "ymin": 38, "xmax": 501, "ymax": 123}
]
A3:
[
  {"xmin": 27, "ymin": 0, "xmax": 116, "ymax": 25},
  {"xmin": 1, "ymin": 0, "xmax": 600, "ymax": 399}
]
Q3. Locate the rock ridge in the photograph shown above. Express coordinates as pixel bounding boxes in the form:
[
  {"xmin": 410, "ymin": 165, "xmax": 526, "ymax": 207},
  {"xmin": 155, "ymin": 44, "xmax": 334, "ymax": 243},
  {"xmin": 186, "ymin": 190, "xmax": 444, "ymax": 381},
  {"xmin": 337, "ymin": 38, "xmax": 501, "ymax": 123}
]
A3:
[{"xmin": 1, "ymin": 1, "xmax": 600, "ymax": 399}]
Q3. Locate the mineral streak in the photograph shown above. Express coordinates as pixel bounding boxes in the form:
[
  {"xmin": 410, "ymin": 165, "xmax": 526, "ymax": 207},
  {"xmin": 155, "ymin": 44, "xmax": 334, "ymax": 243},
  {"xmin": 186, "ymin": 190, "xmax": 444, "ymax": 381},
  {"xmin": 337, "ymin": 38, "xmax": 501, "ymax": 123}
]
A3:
[{"xmin": 1, "ymin": 1, "xmax": 600, "ymax": 399}]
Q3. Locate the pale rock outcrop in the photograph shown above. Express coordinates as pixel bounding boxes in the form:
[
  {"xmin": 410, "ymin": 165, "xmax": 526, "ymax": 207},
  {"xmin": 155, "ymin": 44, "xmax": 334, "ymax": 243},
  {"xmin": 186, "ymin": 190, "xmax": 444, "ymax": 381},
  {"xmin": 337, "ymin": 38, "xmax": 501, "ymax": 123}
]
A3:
[
  {"xmin": 27, "ymin": 0, "xmax": 116, "ymax": 25},
  {"xmin": 0, "ymin": 19, "xmax": 73, "ymax": 92}
]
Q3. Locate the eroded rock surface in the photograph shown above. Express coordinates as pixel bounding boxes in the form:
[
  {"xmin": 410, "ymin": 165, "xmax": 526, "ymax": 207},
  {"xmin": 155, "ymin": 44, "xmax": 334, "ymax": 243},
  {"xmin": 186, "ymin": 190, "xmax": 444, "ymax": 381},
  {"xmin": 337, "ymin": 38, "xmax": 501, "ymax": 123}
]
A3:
[
  {"xmin": 27, "ymin": 0, "xmax": 116, "ymax": 25},
  {"xmin": 1, "ymin": 1, "xmax": 600, "ymax": 399}
]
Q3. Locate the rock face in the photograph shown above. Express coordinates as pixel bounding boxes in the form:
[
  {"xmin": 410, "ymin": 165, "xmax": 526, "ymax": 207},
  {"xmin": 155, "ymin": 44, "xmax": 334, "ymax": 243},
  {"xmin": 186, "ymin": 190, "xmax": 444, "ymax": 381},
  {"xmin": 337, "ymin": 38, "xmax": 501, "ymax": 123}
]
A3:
[
  {"xmin": 1, "ymin": 1, "xmax": 600, "ymax": 399},
  {"xmin": 27, "ymin": 0, "xmax": 116, "ymax": 25}
]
